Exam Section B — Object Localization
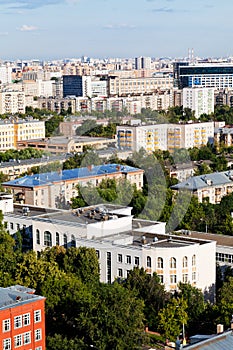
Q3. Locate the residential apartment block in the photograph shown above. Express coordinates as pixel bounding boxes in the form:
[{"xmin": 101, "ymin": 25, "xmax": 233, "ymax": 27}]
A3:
[
  {"xmin": 171, "ymin": 170, "xmax": 233, "ymax": 204},
  {"xmin": 0, "ymin": 119, "xmax": 45, "ymax": 151},
  {"xmin": 0, "ymin": 91, "xmax": 25, "ymax": 115},
  {"xmin": 108, "ymin": 73, "xmax": 173, "ymax": 96},
  {"xmin": 117, "ymin": 122, "xmax": 214, "ymax": 153},
  {"xmin": 0, "ymin": 285, "xmax": 45, "ymax": 350},
  {"xmin": 3, "ymin": 164, "xmax": 144, "ymax": 208},
  {"xmin": 182, "ymin": 87, "xmax": 215, "ymax": 118}
]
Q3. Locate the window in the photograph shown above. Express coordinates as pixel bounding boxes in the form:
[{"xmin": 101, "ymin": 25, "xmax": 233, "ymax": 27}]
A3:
[
  {"xmin": 23, "ymin": 313, "xmax": 30, "ymax": 326},
  {"xmin": 182, "ymin": 274, "xmax": 188, "ymax": 283},
  {"xmin": 157, "ymin": 257, "xmax": 163, "ymax": 269},
  {"xmin": 14, "ymin": 315, "xmax": 22, "ymax": 329},
  {"xmin": 10, "ymin": 222, "xmax": 13, "ymax": 230},
  {"xmin": 63, "ymin": 234, "xmax": 68, "ymax": 248},
  {"xmin": 192, "ymin": 272, "xmax": 196, "ymax": 281},
  {"xmin": 118, "ymin": 268, "xmax": 123, "ymax": 277},
  {"xmin": 192, "ymin": 255, "xmax": 196, "ymax": 266},
  {"xmin": 56, "ymin": 232, "xmax": 60, "ymax": 246},
  {"xmin": 36, "ymin": 229, "xmax": 40, "ymax": 245},
  {"xmin": 170, "ymin": 274, "xmax": 177, "ymax": 284},
  {"xmin": 71, "ymin": 234, "xmax": 76, "ymax": 248},
  {"xmin": 118, "ymin": 254, "xmax": 123, "ymax": 263},
  {"xmin": 3, "ymin": 338, "xmax": 11, "ymax": 350},
  {"xmin": 126, "ymin": 255, "xmax": 131, "ymax": 264},
  {"xmin": 147, "ymin": 256, "xmax": 151, "ymax": 268},
  {"xmin": 35, "ymin": 329, "xmax": 42, "ymax": 341},
  {"xmin": 23, "ymin": 332, "xmax": 31, "ymax": 345},
  {"xmin": 14, "ymin": 334, "xmax": 22, "ymax": 348},
  {"xmin": 183, "ymin": 256, "xmax": 188, "ymax": 268},
  {"xmin": 170, "ymin": 257, "xmax": 176, "ymax": 269},
  {"xmin": 96, "ymin": 250, "xmax": 100, "ymax": 259},
  {"xmin": 44, "ymin": 231, "xmax": 52, "ymax": 247},
  {"xmin": 34, "ymin": 310, "xmax": 41, "ymax": 323},
  {"xmin": 158, "ymin": 275, "xmax": 164, "ymax": 283},
  {"xmin": 134, "ymin": 256, "xmax": 140, "ymax": 266},
  {"xmin": 2, "ymin": 319, "xmax": 10, "ymax": 332},
  {"xmin": 35, "ymin": 347, "xmax": 42, "ymax": 350}
]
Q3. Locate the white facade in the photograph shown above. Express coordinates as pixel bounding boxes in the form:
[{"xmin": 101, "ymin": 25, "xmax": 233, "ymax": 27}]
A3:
[
  {"xmin": 183, "ymin": 88, "xmax": 215, "ymax": 119},
  {"xmin": 0, "ymin": 90, "xmax": 25, "ymax": 114},
  {"xmin": 91, "ymin": 80, "xmax": 108, "ymax": 97},
  {"xmin": 0, "ymin": 65, "xmax": 12, "ymax": 84},
  {"xmin": 117, "ymin": 122, "xmax": 214, "ymax": 152},
  {"xmin": 3, "ymin": 204, "xmax": 216, "ymax": 298}
]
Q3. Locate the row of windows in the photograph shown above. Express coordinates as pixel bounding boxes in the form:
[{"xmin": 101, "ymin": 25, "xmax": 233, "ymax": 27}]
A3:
[
  {"xmin": 115, "ymin": 254, "xmax": 196, "ymax": 269},
  {"xmin": 118, "ymin": 269, "xmax": 196, "ymax": 283},
  {"xmin": 3, "ymin": 329, "xmax": 42, "ymax": 349},
  {"xmin": 3, "ymin": 310, "xmax": 41, "ymax": 332},
  {"xmin": 216, "ymin": 252, "xmax": 233, "ymax": 264},
  {"xmin": 36, "ymin": 230, "xmax": 76, "ymax": 248}
]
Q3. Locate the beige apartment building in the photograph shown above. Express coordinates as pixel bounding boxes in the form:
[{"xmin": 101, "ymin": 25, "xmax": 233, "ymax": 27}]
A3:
[
  {"xmin": 0, "ymin": 119, "xmax": 45, "ymax": 151},
  {"xmin": 108, "ymin": 73, "xmax": 174, "ymax": 97},
  {"xmin": 3, "ymin": 164, "xmax": 144, "ymax": 208}
]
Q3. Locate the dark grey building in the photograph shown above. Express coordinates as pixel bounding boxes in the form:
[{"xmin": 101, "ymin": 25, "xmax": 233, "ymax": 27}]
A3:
[{"xmin": 63, "ymin": 75, "xmax": 83, "ymax": 97}]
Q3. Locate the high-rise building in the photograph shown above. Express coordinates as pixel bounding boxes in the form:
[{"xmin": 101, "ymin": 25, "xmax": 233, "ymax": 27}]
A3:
[
  {"xmin": 183, "ymin": 87, "xmax": 215, "ymax": 118},
  {"xmin": 135, "ymin": 56, "xmax": 151, "ymax": 70},
  {"xmin": 63, "ymin": 75, "xmax": 91, "ymax": 97}
]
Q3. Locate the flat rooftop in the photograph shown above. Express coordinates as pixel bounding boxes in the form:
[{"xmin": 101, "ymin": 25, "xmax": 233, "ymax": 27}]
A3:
[
  {"xmin": 0, "ymin": 287, "xmax": 44, "ymax": 310},
  {"xmin": 177, "ymin": 230, "xmax": 233, "ymax": 248}
]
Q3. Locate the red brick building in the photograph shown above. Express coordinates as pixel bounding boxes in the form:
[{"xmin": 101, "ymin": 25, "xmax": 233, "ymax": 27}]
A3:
[{"xmin": 0, "ymin": 285, "xmax": 46, "ymax": 350}]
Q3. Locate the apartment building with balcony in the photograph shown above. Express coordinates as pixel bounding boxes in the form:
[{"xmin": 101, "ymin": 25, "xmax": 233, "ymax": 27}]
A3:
[
  {"xmin": 0, "ymin": 90, "xmax": 25, "ymax": 114},
  {"xmin": 183, "ymin": 87, "xmax": 215, "ymax": 118},
  {"xmin": 117, "ymin": 122, "xmax": 214, "ymax": 153},
  {"xmin": 0, "ymin": 285, "xmax": 45, "ymax": 350}
]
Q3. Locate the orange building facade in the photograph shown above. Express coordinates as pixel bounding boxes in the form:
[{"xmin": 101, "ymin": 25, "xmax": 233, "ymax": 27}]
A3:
[{"xmin": 0, "ymin": 285, "xmax": 46, "ymax": 350}]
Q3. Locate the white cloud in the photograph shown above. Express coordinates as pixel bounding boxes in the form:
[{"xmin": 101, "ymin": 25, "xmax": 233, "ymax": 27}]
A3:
[
  {"xmin": 18, "ymin": 24, "xmax": 38, "ymax": 31},
  {"xmin": 0, "ymin": 31, "xmax": 8, "ymax": 36},
  {"xmin": 103, "ymin": 23, "xmax": 136, "ymax": 30}
]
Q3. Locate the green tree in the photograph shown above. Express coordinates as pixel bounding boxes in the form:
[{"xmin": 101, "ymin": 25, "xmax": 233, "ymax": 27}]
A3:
[{"xmin": 157, "ymin": 297, "xmax": 188, "ymax": 341}]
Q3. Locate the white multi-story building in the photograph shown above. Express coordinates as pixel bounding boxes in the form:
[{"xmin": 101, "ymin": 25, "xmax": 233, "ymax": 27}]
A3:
[
  {"xmin": 135, "ymin": 56, "xmax": 151, "ymax": 70},
  {"xmin": 91, "ymin": 79, "xmax": 108, "ymax": 97},
  {"xmin": 0, "ymin": 90, "xmax": 25, "ymax": 114},
  {"xmin": 117, "ymin": 122, "xmax": 214, "ymax": 153},
  {"xmin": 183, "ymin": 87, "xmax": 215, "ymax": 118},
  {"xmin": 0, "ymin": 65, "xmax": 12, "ymax": 84},
  {"xmin": 3, "ymin": 201, "xmax": 216, "ymax": 298}
]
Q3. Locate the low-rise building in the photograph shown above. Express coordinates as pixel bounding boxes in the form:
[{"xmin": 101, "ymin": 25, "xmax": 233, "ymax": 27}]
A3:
[
  {"xmin": 3, "ymin": 163, "xmax": 144, "ymax": 208},
  {"xmin": 2, "ymin": 202, "xmax": 216, "ymax": 298},
  {"xmin": 171, "ymin": 170, "xmax": 233, "ymax": 204},
  {"xmin": 17, "ymin": 135, "xmax": 116, "ymax": 155},
  {"xmin": 0, "ymin": 285, "xmax": 46, "ymax": 350}
]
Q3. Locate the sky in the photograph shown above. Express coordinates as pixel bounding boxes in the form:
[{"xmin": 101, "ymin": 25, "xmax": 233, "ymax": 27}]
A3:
[{"xmin": 0, "ymin": 0, "xmax": 233, "ymax": 60}]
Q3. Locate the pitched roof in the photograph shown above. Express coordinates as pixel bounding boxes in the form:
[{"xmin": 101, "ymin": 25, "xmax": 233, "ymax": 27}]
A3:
[
  {"xmin": 3, "ymin": 164, "xmax": 142, "ymax": 189},
  {"xmin": 171, "ymin": 171, "xmax": 233, "ymax": 191}
]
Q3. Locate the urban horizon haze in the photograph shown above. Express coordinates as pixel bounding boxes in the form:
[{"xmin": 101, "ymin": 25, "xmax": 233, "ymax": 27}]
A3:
[{"xmin": 0, "ymin": 0, "xmax": 232, "ymax": 60}]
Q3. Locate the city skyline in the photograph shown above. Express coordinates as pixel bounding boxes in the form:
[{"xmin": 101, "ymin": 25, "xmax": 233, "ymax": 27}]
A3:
[{"xmin": 0, "ymin": 0, "xmax": 232, "ymax": 60}]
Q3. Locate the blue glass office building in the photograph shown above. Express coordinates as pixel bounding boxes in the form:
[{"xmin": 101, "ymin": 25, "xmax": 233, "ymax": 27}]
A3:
[
  {"xmin": 178, "ymin": 64, "xmax": 233, "ymax": 89},
  {"xmin": 63, "ymin": 75, "xmax": 83, "ymax": 97}
]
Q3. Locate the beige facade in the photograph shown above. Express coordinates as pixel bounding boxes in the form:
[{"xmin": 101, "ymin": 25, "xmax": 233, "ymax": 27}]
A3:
[
  {"xmin": 108, "ymin": 74, "xmax": 174, "ymax": 97},
  {"xmin": 17, "ymin": 135, "xmax": 116, "ymax": 155},
  {"xmin": 3, "ymin": 164, "xmax": 144, "ymax": 208}
]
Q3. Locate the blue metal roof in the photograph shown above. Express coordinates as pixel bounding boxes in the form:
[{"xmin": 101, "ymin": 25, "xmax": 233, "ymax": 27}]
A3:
[
  {"xmin": 3, "ymin": 164, "xmax": 142, "ymax": 188},
  {"xmin": 186, "ymin": 331, "xmax": 233, "ymax": 349},
  {"xmin": 0, "ymin": 287, "xmax": 44, "ymax": 310},
  {"xmin": 171, "ymin": 171, "xmax": 233, "ymax": 191}
]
